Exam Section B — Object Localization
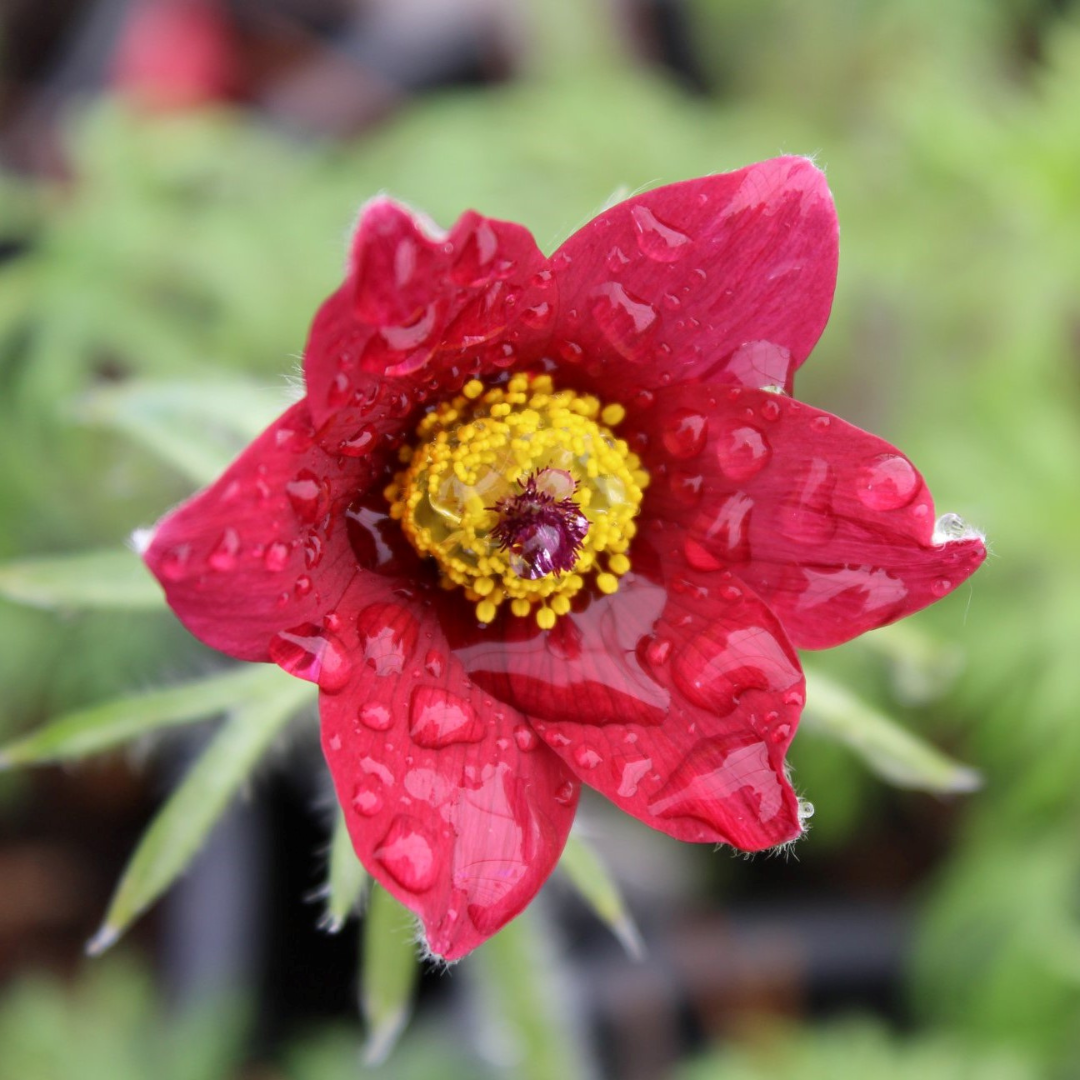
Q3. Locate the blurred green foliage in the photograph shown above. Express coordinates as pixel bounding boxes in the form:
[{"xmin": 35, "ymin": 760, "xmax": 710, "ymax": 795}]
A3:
[{"xmin": 1, "ymin": 0, "xmax": 1079, "ymax": 1074}]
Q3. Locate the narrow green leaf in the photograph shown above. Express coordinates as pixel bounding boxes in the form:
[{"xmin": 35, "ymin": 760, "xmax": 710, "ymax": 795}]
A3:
[
  {"xmin": 0, "ymin": 549, "xmax": 164, "ymax": 611},
  {"xmin": 474, "ymin": 909, "xmax": 590, "ymax": 1080},
  {"xmin": 859, "ymin": 622, "xmax": 965, "ymax": 705},
  {"xmin": 86, "ymin": 674, "xmax": 314, "ymax": 954},
  {"xmin": 559, "ymin": 832, "xmax": 643, "ymax": 959},
  {"xmin": 361, "ymin": 884, "xmax": 420, "ymax": 1066},
  {"xmin": 77, "ymin": 378, "xmax": 291, "ymax": 485},
  {"xmin": 0, "ymin": 664, "xmax": 301, "ymax": 769},
  {"xmin": 321, "ymin": 809, "xmax": 369, "ymax": 933},
  {"xmin": 802, "ymin": 666, "xmax": 982, "ymax": 794}
]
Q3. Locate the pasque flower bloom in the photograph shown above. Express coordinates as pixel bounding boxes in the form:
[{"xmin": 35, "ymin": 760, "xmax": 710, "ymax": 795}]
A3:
[{"xmin": 143, "ymin": 158, "xmax": 985, "ymax": 960}]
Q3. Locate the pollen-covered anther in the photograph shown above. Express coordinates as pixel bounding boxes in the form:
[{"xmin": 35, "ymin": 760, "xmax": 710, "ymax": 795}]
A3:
[{"xmin": 390, "ymin": 373, "xmax": 647, "ymax": 628}]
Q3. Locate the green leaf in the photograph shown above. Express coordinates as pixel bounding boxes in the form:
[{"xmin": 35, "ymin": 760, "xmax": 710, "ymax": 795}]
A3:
[
  {"xmin": 0, "ymin": 664, "xmax": 300, "ymax": 769},
  {"xmin": 361, "ymin": 884, "xmax": 420, "ymax": 1066},
  {"xmin": 86, "ymin": 673, "xmax": 314, "ymax": 954},
  {"xmin": 0, "ymin": 549, "xmax": 164, "ymax": 612},
  {"xmin": 77, "ymin": 378, "xmax": 292, "ymax": 486},
  {"xmin": 558, "ymin": 832, "xmax": 643, "ymax": 959},
  {"xmin": 802, "ymin": 666, "xmax": 982, "ymax": 794},
  {"xmin": 321, "ymin": 809, "xmax": 369, "ymax": 933},
  {"xmin": 474, "ymin": 909, "xmax": 590, "ymax": 1080}
]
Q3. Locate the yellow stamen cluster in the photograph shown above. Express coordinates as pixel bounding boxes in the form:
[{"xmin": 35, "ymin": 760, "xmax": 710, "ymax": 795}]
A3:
[{"xmin": 387, "ymin": 373, "xmax": 648, "ymax": 629}]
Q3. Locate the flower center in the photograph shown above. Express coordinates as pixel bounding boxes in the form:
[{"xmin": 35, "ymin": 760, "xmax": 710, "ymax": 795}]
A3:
[{"xmin": 388, "ymin": 373, "xmax": 648, "ymax": 629}]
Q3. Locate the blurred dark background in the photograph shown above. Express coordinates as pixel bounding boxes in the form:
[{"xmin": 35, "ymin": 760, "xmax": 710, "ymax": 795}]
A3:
[{"xmin": 1, "ymin": 1, "xmax": 1079, "ymax": 1077}]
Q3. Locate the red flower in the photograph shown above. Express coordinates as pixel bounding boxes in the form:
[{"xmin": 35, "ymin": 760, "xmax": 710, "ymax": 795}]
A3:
[{"xmin": 143, "ymin": 158, "xmax": 985, "ymax": 960}]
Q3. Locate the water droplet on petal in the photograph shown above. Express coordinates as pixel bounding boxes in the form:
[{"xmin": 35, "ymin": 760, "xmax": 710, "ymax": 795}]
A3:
[
  {"xmin": 351, "ymin": 785, "xmax": 384, "ymax": 817},
  {"xmin": 160, "ymin": 545, "xmax": 190, "ymax": 581},
  {"xmin": 521, "ymin": 302, "xmax": 553, "ymax": 329},
  {"xmin": 931, "ymin": 578, "xmax": 952, "ymax": 597},
  {"xmin": 573, "ymin": 745, "xmax": 602, "ymax": 770},
  {"xmin": 662, "ymin": 409, "xmax": 709, "ymax": 459},
  {"xmin": 617, "ymin": 758, "xmax": 653, "ymax": 798},
  {"xmin": 375, "ymin": 817, "xmax": 438, "ymax": 892},
  {"xmin": 591, "ymin": 282, "xmax": 657, "ymax": 359},
  {"xmin": 338, "ymin": 425, "xmax": 377, "ymax": 457},
  {"xmin": 356, "ymin": 603, "xmax": 419, "ymax": 676},
  {"xmin": 776, "ymin": 458, "xmax": 837, "ymax": 544},
  {"xmin": 358, "ymin": 702, "xmax": 393, "ymax": 731},
  {"xmin": 553, "ymin": 780, "xmax": 577, "ymax": 806},
  {"xmin": 715, "ymin": 423, "xmax": 771, "ymax": 481},
  {"xmin": 798, "ymin": 798, "xmax": 815, "ymax": 822},
  {"xmin": 648, "ymin": 739, "xmax": 784, "ymax": 826},
  {"xmin": 269, "ymin": 624, "xmax": 350, "ymax": 692},
  {"xmin": 208, "ymin": 529, "xmax": 240, "ymax": 571},
  {"xmin": 855, "ymin": 454, "xmax": 919, "ymax": 510},
  {"xmin": 264, "ymin": 541, "xmax": 289, "ymax": 572},
  {"xmin": 513, "ymin": 724, "xmax": 538, "ymax": 752},
  {"xmin": 409, "ymin": 686, "xmax": 485, "ymax": 748},
  {"xmin": 630, "ymin": 205, "xmax": 692, "ymax": 262},
  {"xmin": 424, "ymin": 649, "xmax": 445, "ymax": 678},
  {"xmin": 286, "ymin": 471, "xmax": 330, "ymax": 524},
  {"xmin": 933, "ymin": 512, "xmax": 980, "ymax": 544},
  {"xmin": 693, "ymin": 492, "xmax": 753, "ymax": 563}
]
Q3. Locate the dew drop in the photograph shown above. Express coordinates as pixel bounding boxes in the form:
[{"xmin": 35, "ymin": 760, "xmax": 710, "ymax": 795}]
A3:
[
  {"xmin": 409, "ymin": 686, "xmax": 485, "ymax": 748},
  {"xmin": 617, "ymin": 758, "xmax": 653, "ymax": 798},
  {"xmin": 662, "ymin": 409, "xmax": 709, "ymax": 459},
  {"xmin": 760, "ymin": 399, "xmax": 781, "ymax": 422},
  {"xmin": 606, "ymin": 246, "xmax": 630, "ymax": 272},
  {"xmin": 339, "ymin": 425, "xmax": 377, "ymax": 457},
  {"xmin": 553, "ymin": 780, "xmax": 577, "ymax": 806},
  {"xmin": 286, "ymin": 471, "xmax": 330, "ymax": 524},
  {"xmin": 855, "ymin": 454, "xmax": 919, "ymax": 511},
  {"xmin": 574, "ymin": 745, "xmax": 602, "ymax": 770},
  {"xmin": 294, "ymin": 575, "xmax": 313, "ymax": 598},
  {"xmin": 264, "ymin": 541, "xmax": 289, "ymax": 572},
  {"xmin": 931, "ymin": 578, "xmax": 952, "ymax": 597},
  {"xmin": 715, "ymin": 422, "xmax": 771, "ymax": 481},
  {"xmin": 359, "ymin": 702, "xmax": 393, "ymax": 731},
  {"xmin": 269, "ymin": 624, "xmax": 350, "ymax": 692},
  {"xmin": 374, "ymin": 817, "xmax": 438, "ymax": 892},
  {"xmin": 160, "ymin": 545, "xmax": 190, "ymax": 581},
  {"xmin": 208, "ymin": 529, "xmax": 240, "ymax": 571},
  {"xmin": 513, "ymin": 724, "xmax": 538, "ymax": 752},
  {"xmin": 356, "ymin": 602, "xmax": 419, "ymax": 676},
  {"xmin": 693, "ymin": 492, "xmax": 753, "ymax": 563},
  {"xmin": 591, "ymin": 282, "xmax": 657, "ymax": 358},
  {"xmin": 351, "ymin": 785, "xmax": 384, "ymax": 817},
  {"xmin": 630, "ymin": 205, "xmax": 692, "ymax": 262},
  {"xmin": 521, "ymin": 302, "xmax": 553, "ymax": 329},
  {"xmin": 776, "ymin": 458, "xmax": 837, "ymax": 544},
  {"xmin": 424, "ymin": 649, "xmax": 445, "ymax": 678},
  {"xmin": 812, "ymin": 415, "xmax": 831, "ymax": 432},
  {"xmin": 327, "ymin": 372, "xmax": 351, "ymax": 408}
]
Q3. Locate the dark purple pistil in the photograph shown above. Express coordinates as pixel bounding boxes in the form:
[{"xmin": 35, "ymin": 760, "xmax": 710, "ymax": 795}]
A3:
[{"xmin": 491, "ymin": 471, "xmax": 590, "ymax": 580}]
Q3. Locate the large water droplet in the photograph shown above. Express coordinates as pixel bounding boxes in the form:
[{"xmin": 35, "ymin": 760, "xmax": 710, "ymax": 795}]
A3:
[
  {"xmin": 208, "ymin": 529, "xmax": 240, "ymax": 571},
  {"xmin": 662, "ymin": 409, "xmax": 709, "ymax": 460},
  {"xmin": 356, "ymin": 603, "xmax": 419, "ymax": 676},
  {"xmin": 648, "ymin": 739, "xmax": 783, "ymax": 826},
  {"xmin": 374, "ymin": 817, "xmax": 438, "ymax": 892},
  {"xmin": 715, "ymin": 422, "xmax": 771, "ymax": 481},
  {"xmin": 617, "ymin": 758, "xmax": 653, "ymax": 798},
  {"xmin": 346, "ymin": 501, "xmax": 414, "ymax": 573},
  {"xmin": 338, "ymin": 425, "xmax": 377, "ymax": 457},
  {"xmin": 286, "ymin": 471, "xmax": 330, "ymax": 525},
  {"xmin": 693, "ymin": 492, "xmax": 753, "ymax": 563},
  {"xmin": 351, "ymin": 784, "xmax": 384, "ymax": 817},
  {"xmin": 855, "ymin": 454, "xmax": 918, "ymax": 510},
  {"xmin": 358, "ymin": 702, "xmax": 393, "ymax": 731},
  {"xmin": 573, "ymin": 744, "xmax": 602, "ymax": 770},
  {"xmin": 269, "ymin": 624, "xmax": 350, "ymax": 692},
  {"xmin": 776, "ymin": 458, "xmax": 836, "ymax": 544},
  {"xmin": 630, "ymin": 205, "xmax": 692, "ymax": 262},
  {"xmin": 591, "ymin": 282, "xmax": 657, "ymax": 359},
  {"xmin": 409, "ymin": 686, "xmax": 485, "ymax": 748}
]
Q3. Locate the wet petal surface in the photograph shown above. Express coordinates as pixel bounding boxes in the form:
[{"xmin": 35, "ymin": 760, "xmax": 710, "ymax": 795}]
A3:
[
  {"xmin": 320, "ymin": 578, "xmax": 578, "ymax": 961},
  {"xmin": 449, "ymin": 521, "xmax": 804, "ymax": 849},
  {"xmin": 547, "ymin": 157, "xmax": 838, "ymax": 395},
  {"xmin": 633, "ymin": 385, "xmax": 986, "ymax": 648}
]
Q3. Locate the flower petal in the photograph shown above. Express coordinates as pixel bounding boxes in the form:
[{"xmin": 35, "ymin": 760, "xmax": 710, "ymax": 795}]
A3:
[
  {"xmin": 143, "ymin": 398, "xmax": 422, "ymax": 661},
  {"xmin": 448, "ymin": 522, "xmax": 804, "ymax": 851},
  {"xmin": 304, "ymin": 200, "xmax": 554, "ymax": 426},
  {"xmin": 319, "ymin": 579, "xmax": 578, "ymax": 961},
  {"xmin": 634, "ymin": 385, "xmax": 987, "ymax": 648},
  {"xmin": 548, "ymin": 156, "xmax": 837, "ymax": 394}
]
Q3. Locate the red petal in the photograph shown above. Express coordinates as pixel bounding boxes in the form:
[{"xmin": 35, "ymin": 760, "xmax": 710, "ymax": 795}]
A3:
[
  {"xmin": 635, "ymin": 385, "xmax": 987, "ymax": 648},
  {"xmin": 319, "ymin": 579, "xmax": 578, "ymax": 961},
  {"xmin": 304, "ymin": 201, "xmax": 553, "ymax": 426},
  {"xmin": 449, "ymin": 522, "xmax": 804, "ymax": 851},
  {"xmin": 143, "ymin": 398, "xmax": 426, "ymax": 661},
  {"xmin": 547, "ymin": 157, "xmax": 837, "ymax": 395}
]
